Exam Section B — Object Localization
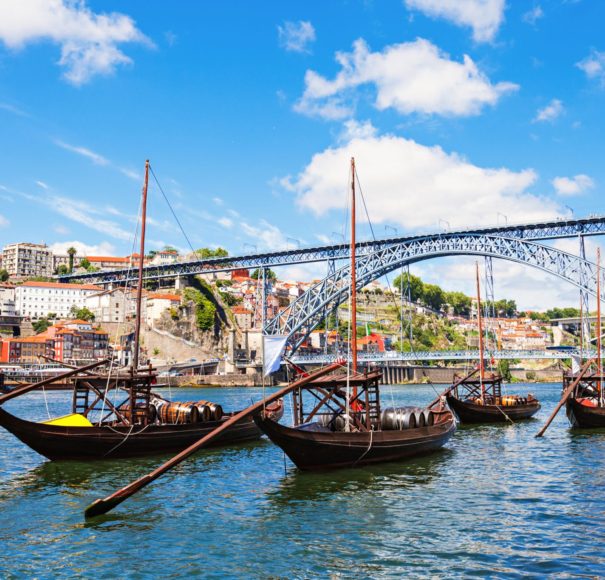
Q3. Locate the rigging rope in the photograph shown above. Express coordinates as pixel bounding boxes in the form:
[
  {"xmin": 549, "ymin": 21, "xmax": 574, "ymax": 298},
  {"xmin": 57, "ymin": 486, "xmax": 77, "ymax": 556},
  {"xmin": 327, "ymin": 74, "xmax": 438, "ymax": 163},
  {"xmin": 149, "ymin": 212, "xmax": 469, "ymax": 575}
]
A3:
[{"xmin": 149, "ymin": 164, "xmax": 196, "ymax": 254}]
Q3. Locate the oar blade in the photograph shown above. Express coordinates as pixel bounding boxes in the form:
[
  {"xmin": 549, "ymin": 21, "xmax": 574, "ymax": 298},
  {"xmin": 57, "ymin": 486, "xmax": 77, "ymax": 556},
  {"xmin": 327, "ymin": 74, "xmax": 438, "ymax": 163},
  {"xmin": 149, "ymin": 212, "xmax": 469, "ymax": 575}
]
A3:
[{"xmin": 85, "ymin": 496, "xmax": 126, "ymax": 518}]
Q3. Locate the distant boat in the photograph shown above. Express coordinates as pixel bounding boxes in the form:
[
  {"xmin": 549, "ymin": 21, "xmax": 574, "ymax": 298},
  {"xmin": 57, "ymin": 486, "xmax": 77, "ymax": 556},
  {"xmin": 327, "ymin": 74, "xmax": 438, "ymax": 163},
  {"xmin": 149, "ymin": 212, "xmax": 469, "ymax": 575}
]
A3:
[
  {"xmin": 443, "ymin": 263, "xmax": 540, "ymax": 424},
  {"xmin": 564, "ymin": 247, "xmax": 605, "ymax": 428}
]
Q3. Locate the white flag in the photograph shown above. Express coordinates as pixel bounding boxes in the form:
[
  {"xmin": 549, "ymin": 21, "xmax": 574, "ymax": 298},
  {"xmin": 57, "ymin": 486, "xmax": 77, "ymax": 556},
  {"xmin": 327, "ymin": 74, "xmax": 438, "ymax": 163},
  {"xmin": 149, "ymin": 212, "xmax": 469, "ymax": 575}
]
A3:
[
  {"xmin": 263, "ymin": 335, "xmax": 288, "ymax": 376},
  {"xmin": 571, "ymin": 355, "xmax": 581, "ymax": 375}
]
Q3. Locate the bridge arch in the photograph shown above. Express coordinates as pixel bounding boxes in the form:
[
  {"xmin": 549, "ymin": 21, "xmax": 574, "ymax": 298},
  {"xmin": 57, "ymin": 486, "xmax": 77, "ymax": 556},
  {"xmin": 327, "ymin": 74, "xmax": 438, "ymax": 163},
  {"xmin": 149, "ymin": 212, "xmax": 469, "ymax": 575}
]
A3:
[{"xmin": 263, "ymin": 233, "xmax": 603, "ymax": 353}]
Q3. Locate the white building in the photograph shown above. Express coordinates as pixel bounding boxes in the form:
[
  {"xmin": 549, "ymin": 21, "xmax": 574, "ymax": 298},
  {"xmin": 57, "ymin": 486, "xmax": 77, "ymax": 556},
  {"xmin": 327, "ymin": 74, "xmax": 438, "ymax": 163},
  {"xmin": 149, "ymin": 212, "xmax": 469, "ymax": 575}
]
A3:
[
  {"xmin": 146, "ymin": 293, "xmax": 181, "ymax": 326},
  {"xmin": 2, "ymin": 243, "xmax": 53, "ymax": 278},
  {"xmin": 84, "ymin": 288, "xmax": 139, "ymax": 323},
  {"xmin": 0, "ymin": 283, "xmax": 17, "ymax": 317},
  {"xmin": 15, "ymin": 281, "xmax": 101, "ymax": 320}
]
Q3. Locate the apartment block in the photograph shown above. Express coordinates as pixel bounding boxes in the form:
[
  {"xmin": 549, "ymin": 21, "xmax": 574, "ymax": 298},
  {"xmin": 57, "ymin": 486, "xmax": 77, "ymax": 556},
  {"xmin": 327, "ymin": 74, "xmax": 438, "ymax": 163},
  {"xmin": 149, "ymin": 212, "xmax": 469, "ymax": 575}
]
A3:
[
  {"xmin": 14, "ymin": 281, "xmax": 101, "ymax": 320},
  {"xmin": 2, "ymin": 243, "xmax": 53, "ymax": 278}
]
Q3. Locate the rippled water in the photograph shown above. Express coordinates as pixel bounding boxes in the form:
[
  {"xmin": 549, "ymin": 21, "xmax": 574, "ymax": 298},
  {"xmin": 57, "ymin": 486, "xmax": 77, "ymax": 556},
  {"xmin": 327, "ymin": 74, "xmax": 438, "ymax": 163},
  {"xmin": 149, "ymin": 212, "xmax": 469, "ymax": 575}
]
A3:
[{"xmin": 1, "ymin": 383, "xmax": 604, "ymax": 578}]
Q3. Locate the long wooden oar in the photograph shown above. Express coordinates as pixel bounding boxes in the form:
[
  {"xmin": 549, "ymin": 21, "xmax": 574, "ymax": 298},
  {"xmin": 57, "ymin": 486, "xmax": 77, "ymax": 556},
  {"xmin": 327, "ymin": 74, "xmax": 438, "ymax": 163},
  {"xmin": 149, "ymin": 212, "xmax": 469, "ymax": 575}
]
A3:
[
  {"xmin": 535, "ymin": 359, "xmax": 594, "ymax": 438},
  {"xmin": 84, "ymin": 361, "xmax": 343, "ymax": 518},
  {"xmin": 0, "ymin": 358, "xmax": 110, "ymax": 405},
  {"xmin": 427, "ymin": 367, "xmax": 479, "ymax": 409}
]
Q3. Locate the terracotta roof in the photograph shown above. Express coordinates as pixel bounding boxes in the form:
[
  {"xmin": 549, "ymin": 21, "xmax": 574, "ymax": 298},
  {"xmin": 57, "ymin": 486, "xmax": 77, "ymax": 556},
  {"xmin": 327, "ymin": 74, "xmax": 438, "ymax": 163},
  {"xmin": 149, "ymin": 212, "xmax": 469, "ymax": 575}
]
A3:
[
  {"xmin": 86, "ymin": 256, "xmax": 130, "ymax": 263},
  {"xmin": 21, "ymin": 281, "xmax": 101, "ymax": 291},
  {"xmin": 147, "ymin": 293, "xmax": 180, "ymax": 301},
  {"xmin": 232, "ymin": 306, "xmax": 253, "ymax": 314}
]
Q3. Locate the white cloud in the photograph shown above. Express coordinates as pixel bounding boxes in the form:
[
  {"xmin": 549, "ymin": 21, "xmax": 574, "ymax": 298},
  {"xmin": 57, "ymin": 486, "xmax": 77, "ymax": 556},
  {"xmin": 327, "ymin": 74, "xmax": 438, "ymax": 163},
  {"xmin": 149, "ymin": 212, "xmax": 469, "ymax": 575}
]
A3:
[
  {"xmin": 0, "ymin": 214, "xmax": 9, "ymax": 227},
  {"xmin": 284, "ymin": 124, "xmax": 563, "ymax": 231},
  {"xmin": 522, "ymin": 6, "xmax": 544, "ymax": 25},
  {"xmin": 49, "ymin": 240, "xmax": 116, "ymax": 256},
  {"xmin": 212, "ymin": 197, "xmax": 224, "ymax": 206},
  {"xmin": 338, "ymin": 119, "xmax": 378, "ymax": 142},
  {"xmin": 119, "ymin": 167, "xmax": 141, "ymax": 181},
  {"xmin": 533, "ymin": 99, "xmax": 564, "ymax": 123},
  {"xmin": 577, "ymin": 50, "xmax": 605, "ymax": 85},
  {"xmin": 278, "ymin": 20, "xmax": 316, "ymax": 53},
  {"xmin": 415, "ymin": 254, "xmax": 581, "ymax": 311},
  {"xmin": 241, "ymin": 220, "xmax": 289, "ymax": 250},
  {"xmin": 552, "ymin": 174, "xmax": 595, "ymax": 196},
  {"xmin": 0, "ymin": 101, "xmax": 29, "ymax": 117},
  {"xmin": 295, "ymin": 38, "xmax": 518, "ymax": 120},
  {"xmin": 0, "ymin": 0, "xmax": 151, "ymax": 85},
  {"xmin": 54, "ymin": 139, "xmax": 109, "ymax": 165},
  {"xmin": 404, "ymin": 0, "xmax": 506, "ymax": 43},
  {"xmin": 35, "ymin": 180, "xmax": 49, "ymax": 190},
  {"xmin": 218, "ymin": 217, "xmax": 233, "ymax": 228}
]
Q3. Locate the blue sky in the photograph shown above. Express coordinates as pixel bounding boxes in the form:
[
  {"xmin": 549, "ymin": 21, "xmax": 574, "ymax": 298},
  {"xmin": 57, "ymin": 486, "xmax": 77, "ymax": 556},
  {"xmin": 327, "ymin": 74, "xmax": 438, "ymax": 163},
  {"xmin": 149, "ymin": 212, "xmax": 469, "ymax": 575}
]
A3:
[{"xmin": 1, "ymin": 0, "xmax": 604, "ymax": 309}]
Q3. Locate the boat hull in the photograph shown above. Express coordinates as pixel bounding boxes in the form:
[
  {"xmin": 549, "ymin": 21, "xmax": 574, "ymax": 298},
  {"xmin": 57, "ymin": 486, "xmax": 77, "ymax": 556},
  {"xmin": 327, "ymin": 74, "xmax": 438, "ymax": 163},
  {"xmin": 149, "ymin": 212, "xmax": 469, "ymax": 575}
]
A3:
[
  {"xmin": 0, "ymin": 402, "xmax": 283, "ymax": 461},
  {"xmin": 254, "ymin": 412, "xmax": 456, "ymax": 471},
  {"xmin": 446, "ymin": 395, "xmax": 540, "ymax": 424},
  {"xmin": 565, "ymin": 398, "xmax": 605, "ymax": 428}
]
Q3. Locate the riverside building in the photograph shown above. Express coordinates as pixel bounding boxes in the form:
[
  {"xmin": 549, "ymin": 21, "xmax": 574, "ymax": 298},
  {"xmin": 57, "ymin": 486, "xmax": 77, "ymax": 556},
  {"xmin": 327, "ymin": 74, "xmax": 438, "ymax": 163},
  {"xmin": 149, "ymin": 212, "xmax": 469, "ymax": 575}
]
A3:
[{"xmin": 14, "ymin": 281, "xmax": 101, "ymax": 320}]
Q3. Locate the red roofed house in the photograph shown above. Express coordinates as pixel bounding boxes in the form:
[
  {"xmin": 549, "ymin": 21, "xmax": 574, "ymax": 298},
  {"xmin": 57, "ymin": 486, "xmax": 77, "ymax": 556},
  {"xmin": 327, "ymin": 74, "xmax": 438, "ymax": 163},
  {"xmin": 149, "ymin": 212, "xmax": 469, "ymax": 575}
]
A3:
[
  {"xmin": 232, "ymin": 305, "xmax": 254, "ymax": 330},
  {"xmin": 146, "ymin": 293, "xmax": 181, "ymax": 325}
]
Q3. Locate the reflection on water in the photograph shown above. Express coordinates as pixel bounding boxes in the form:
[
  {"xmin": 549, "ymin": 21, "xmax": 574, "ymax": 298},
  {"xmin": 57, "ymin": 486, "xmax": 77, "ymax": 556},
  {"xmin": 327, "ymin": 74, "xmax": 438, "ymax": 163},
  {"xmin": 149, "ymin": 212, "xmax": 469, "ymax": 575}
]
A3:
[{"xmin": 1, "ymin": 383, "xmax": 605, "ymax": 578}]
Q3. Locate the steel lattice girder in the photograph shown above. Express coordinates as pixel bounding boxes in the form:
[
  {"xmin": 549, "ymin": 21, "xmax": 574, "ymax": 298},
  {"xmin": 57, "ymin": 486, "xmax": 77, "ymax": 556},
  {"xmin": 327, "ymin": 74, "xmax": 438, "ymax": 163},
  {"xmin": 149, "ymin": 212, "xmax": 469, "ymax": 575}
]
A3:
[
  {"xmin": 264, "ymin": 233, "xmax": 605, "ymax": 353},
  {"xmin": 59, "ymin": 215, "xmax": 605, "ymax": 285},
  {"xmin": 291, "ymin": 348, "xmax": 594, "ymax": 364}
]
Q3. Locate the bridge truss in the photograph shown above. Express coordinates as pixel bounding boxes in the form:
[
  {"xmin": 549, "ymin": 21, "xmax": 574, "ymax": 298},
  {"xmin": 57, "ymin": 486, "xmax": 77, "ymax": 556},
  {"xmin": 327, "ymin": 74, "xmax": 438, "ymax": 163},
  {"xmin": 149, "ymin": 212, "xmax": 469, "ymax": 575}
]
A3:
[
  {"xmin": 59, "ymin": 215, "xmax": 605, "ymax": 285},
  {"xmin": 264, "ymin": 233, "xmax": 605, "ymax": 353}
]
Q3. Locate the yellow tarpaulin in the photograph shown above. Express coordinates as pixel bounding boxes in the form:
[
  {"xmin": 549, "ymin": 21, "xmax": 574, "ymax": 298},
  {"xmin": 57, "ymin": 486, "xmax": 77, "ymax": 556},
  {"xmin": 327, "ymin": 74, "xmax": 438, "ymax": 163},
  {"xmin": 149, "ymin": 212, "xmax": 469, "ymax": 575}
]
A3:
[{"xmin": 41, "ymin": 413, "xmax": 93, "ymax": 427}]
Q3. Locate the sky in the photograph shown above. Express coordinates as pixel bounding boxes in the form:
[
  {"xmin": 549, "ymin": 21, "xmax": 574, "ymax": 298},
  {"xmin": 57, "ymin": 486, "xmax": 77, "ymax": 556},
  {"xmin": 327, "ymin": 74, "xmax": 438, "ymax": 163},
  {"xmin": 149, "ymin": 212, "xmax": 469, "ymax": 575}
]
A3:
[{"xmin": 1, "ymin": 0, "xmax": 604, "ymax": 310}]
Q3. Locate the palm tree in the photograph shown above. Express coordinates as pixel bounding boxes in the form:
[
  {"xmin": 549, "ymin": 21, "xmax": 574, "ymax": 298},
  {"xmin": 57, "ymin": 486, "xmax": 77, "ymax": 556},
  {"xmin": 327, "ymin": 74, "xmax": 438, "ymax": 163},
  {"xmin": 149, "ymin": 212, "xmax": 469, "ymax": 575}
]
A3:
[{"xmin": 67, "ymin": 247, "xmax": 77, "ymax": 273}]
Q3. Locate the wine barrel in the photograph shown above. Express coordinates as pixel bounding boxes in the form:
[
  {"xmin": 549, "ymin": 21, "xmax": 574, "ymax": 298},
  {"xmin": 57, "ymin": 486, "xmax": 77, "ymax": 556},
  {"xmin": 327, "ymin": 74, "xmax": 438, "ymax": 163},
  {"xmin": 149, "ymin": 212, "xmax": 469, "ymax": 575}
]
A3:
[
  {"xmin": 195, "ymin": 400, "xmax": 223, "ymax": 421},
  {"xmin": 381, "ymin": 407, "xmax": 418, "ymax": 430},
  {"xmin": 196, "ymin": 404, "xmax": 212, "ymax": 422},
  {"xmin": 157, "ymin": 402, "xmax": 199, "ymax": 424}
]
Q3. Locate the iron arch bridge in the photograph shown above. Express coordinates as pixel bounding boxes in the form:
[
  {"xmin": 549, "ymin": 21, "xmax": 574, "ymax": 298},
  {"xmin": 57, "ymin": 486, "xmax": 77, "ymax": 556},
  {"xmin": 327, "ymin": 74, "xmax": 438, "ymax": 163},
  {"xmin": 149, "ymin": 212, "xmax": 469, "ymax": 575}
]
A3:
[{"xmin": 263, "ymin": 233, "xmax": 605, "ymax": 353}]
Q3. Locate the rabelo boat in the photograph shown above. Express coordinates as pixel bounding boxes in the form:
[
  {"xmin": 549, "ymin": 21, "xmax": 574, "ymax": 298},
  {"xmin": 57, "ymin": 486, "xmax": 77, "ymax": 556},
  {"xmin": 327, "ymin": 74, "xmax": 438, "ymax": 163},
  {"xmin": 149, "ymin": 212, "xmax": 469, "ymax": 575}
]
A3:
[
  {"xmin": 0, "ymin": 160, "xmax": 283, "ymax": 461},
  {"xmin": 444, "ymin": 263, "xmax": 540, "ymax": 423},
  {"xmin": 254, "ymin": 158, "xmax": 457, "ymax": 470}
]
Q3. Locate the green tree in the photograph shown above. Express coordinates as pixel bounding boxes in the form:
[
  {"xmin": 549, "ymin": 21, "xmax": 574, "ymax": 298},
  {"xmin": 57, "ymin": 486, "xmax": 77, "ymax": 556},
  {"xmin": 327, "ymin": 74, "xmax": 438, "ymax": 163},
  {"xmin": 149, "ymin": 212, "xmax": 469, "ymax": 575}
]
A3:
[
  {"xmin": 0, "ymin": 268, "xmax": 8, "ymax": 282},
  {"xmin": 251, "ymin": 268, "xmax": 277, "ymax": 281},
  {"xmin": 423, "ymin": 283, "xmax": 446, "ymax": 311},
  {"xmin": 446, "ymin": 291, "xmax": 472, "ymax": 316},
  {"xmin": 195, "ymin": 247, "xmax": 229, "ymax": 259},
  {"xmin": 69, "ymin": 305, "xmax": 95, "ymax": 321},
  {"xmin": 497, "ymin": 359, "xmax": 512, "ymax": 382},
  {"xmin": 33, "ymin": 318, "xmax": 51, "ymax": 334},
  {"xmin": 56, "ymin": 264, "xmax": 69, "ymax": 275},
  {"xmin": 393, "ymin": 272, "xmax": 424, "ymax": 302},
  {"xmin": 67, "ymin": 247, "xmax": 77, "ymax": 273},
  {"xmin": 79, "ymin": 257, "xmax": 91, "ymax": 270}
]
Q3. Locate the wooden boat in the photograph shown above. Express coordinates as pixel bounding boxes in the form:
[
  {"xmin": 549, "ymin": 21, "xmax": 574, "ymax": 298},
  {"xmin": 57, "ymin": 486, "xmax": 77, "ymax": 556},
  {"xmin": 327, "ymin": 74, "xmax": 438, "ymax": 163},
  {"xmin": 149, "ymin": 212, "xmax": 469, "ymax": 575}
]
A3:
[
  {"xmin": 0, "ymin": 397, "xmax": 283, "ymax": 461},
  {"xmin": 562, "ymin": 247, "xmax": 605, "ymax": 428},
  {"xmin": 254, "ymin": 158, "xmax": 456, "ymax": 471},
  {"xmin": 0, "ymin": 160, "xmax": 283, "ymax": 461},
  {"xmin": 445, "ymin": 373, "xmax": 540, "ymax": 423},
  {"xmin": 254, "ymin": 369, "xmax": 456, "ymax": 471},
  {"xmin": 444, "ymin": 263, "xmax": 540, "ymax": 424}
]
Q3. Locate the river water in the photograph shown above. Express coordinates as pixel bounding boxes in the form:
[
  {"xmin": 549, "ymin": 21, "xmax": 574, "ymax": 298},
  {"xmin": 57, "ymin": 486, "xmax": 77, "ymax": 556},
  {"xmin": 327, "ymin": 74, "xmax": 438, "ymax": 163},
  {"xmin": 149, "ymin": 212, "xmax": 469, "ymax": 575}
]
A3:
[{"xmin": 1, "ymin": 383, "xmax": 604, "ymax": 578}]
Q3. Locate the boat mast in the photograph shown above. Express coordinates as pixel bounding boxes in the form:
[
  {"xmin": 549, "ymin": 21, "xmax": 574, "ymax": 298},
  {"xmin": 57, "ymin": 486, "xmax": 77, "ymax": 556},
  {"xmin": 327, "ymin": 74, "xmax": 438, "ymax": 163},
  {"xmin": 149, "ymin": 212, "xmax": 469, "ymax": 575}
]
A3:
[
  {"xmin": 132, "ymin": 160, "xmax": 149, "ymax": 371},
  {"xmin": 597, "ymin": 247, "xmax": 602, "ymax": 403},
  {"xmin": 350, "ymin": 157, "xmax": 358, "ymax": 375},
  {"xmin": 475, "ymin": 262, "xmax": 486, "ymax": 401}
]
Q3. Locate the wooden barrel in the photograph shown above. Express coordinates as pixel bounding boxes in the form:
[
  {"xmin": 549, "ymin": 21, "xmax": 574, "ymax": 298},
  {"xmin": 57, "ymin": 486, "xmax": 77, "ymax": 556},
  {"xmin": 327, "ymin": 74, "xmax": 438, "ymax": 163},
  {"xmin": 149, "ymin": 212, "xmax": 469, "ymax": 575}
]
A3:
[
  {"xmin": 157, "ymin": 402, "xmax": 199, "ymax": 424},
  {"xmin": 196, "ymin": 404, "xmax": 212, "ymax": 422},
  {"xmin": 195, "ymin": 400, "xmax": 223, "ymax": 421}
]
